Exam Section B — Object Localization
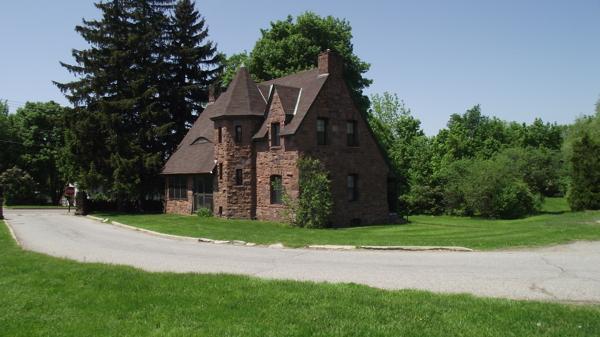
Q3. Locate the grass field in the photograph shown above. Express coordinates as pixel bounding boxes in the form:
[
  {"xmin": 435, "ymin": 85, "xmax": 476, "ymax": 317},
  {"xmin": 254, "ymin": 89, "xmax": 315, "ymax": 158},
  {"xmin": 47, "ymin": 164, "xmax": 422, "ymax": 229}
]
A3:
[
  {"xmin": 1, "ymin": 220, "xmax": 599, "ymax": 336},
  {"xmin": 96, "ymin": 199, "xmax": 600, "ymax": 249}
]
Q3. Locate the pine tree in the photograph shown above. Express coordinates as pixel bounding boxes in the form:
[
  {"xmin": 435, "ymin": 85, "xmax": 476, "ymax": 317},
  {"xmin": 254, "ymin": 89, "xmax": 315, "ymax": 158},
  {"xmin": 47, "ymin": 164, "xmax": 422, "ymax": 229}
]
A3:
[
  {"xmin": 166, "ymin": 0, "xmax": 223, "ymax": 152},
  {"xmin": 568, "ymin": 133, "xmax": 600, "ymax": 210},
  {"xmin": 55, "ymin": 0, "xmax": 176, "ymax": 206}
]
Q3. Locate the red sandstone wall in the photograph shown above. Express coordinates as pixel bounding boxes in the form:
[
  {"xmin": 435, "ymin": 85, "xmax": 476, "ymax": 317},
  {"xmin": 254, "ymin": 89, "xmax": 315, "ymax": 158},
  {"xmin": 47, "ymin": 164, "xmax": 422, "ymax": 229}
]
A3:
[
  {"xmin": 289, "ymin": 75, "xmax": 390, "ymax": 226},
  {"xmin": 164, "ymin": 175, "xmax": 193, "ymax": 215},
  {"xmin": 255, "ymin": 92, "xmax": 300, "ymax": 221},
  {"xmin": 213, "ymin": 118, "xmax": 261, "ymax": 219}
]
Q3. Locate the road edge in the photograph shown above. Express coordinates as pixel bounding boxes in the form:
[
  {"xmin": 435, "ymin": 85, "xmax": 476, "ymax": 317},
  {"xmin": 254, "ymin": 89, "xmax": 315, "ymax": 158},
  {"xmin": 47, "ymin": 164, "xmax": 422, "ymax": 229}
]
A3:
[
  {"xmin": 2, "ymin": 219, "xmax": 22, "ymax": 247},
  {"xmin": 86, "ymin": 215, "xmax": 473, "ymax": 252}
]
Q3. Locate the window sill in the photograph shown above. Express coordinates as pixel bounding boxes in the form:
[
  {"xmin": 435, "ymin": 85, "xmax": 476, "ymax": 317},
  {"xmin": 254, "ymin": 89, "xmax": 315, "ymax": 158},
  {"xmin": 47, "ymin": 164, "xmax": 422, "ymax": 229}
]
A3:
[{"xmin": 270, "ymin": 145, "xmax": 282, "ymax": 150}]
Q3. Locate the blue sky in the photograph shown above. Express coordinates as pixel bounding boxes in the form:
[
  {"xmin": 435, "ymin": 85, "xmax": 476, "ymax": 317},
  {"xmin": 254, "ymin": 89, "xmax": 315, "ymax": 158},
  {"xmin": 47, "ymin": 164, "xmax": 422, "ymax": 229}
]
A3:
[{"xmin": 1, "ymin": 0, "xmax": 599, "ymax": 134}]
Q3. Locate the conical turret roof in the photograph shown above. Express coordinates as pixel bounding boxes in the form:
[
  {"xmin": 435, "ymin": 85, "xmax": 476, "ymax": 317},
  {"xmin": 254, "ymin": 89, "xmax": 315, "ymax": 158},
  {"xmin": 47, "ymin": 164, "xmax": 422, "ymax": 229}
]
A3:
[{"xmin": 211, "ymin": 66, "xmax": 266, "ymax": 119}]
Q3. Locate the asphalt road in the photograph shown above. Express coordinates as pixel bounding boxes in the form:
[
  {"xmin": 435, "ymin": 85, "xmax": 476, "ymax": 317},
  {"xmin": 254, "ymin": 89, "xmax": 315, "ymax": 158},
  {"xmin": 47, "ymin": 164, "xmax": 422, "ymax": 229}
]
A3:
[{"xmin": 4, "ymin": 209, "xmax": 600, "ymax": 303}]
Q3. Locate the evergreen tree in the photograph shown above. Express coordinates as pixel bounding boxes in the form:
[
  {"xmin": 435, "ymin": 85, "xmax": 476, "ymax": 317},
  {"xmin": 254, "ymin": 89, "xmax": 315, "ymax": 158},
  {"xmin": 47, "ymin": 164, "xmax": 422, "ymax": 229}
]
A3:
[
  {"xmin": 55, "ymin": 0, "xmax": 176, "ymax": 206},
  {"xmin": 166, "ymin": 0, "xmax": 223, "ymax": 152},
  {"xmin": 567, "ymin": 133, "xmax": 600, "ymax": 211},
  {"xmin": 0, "ymin": 100, "xmax": 21, "ymax": 173}
]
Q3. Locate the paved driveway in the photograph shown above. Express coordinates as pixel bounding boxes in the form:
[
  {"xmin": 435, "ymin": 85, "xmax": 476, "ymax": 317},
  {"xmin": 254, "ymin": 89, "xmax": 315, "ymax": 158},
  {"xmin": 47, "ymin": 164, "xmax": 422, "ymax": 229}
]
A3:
[{"xmin": 4, "ymin": 209, "xmax": 600, "ymax": 303}]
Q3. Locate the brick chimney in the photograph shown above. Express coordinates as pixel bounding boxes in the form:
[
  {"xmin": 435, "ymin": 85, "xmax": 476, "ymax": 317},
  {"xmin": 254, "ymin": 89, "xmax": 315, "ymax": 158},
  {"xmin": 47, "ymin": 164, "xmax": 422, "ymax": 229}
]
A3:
[
  {"xmin": 208, "ymin": 84, "xmax": 216, "ymax": 105},
  {"xmin": 318, "ymin": 49, "xmax": 343, "ymax": 76}
]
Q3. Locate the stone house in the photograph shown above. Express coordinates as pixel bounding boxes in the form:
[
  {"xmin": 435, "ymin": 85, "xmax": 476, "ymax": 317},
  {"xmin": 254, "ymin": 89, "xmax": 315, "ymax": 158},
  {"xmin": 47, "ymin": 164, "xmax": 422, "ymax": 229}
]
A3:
[{"xmin": 161, "ymin": 50, "xmax": 390, "ymax": 226}]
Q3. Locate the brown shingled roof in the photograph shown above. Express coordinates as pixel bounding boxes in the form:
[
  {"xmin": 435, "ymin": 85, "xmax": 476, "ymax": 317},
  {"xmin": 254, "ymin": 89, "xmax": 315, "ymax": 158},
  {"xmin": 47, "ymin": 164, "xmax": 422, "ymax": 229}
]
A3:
[
  {"xmin": 163, "ymin": 66, "xmax": 329, "ymax": 174},
  {"xmin": 259, "ymin": 69, "xmax": 328, "ymax": 136},
  {"xmin": 210, "ymin": 66, "xmax": 266, "ymax": 119},
  {"xmin": 161, "ymin": 101, "xmax": 218, "ymax": 175}
]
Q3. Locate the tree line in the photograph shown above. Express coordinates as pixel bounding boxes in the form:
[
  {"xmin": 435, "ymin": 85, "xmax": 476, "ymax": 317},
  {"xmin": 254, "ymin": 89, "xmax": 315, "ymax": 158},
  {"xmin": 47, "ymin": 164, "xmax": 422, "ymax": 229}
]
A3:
[
  {"xmin": 1, "ymin": 3, "xmax": 598, "ymax": 217},
  {"xmin": 368, "ymin": 93, "xmax": 600, "ymax": 218}
]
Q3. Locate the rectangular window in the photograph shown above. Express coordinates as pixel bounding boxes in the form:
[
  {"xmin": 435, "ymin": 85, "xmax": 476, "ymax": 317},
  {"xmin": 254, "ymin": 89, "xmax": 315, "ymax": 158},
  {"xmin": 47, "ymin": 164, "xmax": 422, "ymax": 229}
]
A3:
[
  {"xmin": 168, "ymin": 176, "xmax": 187, "ymax": 200},
  {"xmin": 234, "ymin": 125, "xmax": 242, "ymax": 143},
  {"xmin": 347, "ymin": 120, "xmax": 358, "ymax": 146},
  {"xmin": 270, "ymin": 175, "xmax": 283, "ymax": 204},
  {"xmin": 271, "ymin": 122, "xmax": 280, "ymax": 147},
  {"xmin": 347, "ymin": 174, "xmax": 358, "ymax": 201},
  {"xmin": 235, "ymin": 169, "xmax": 243, "ymax": 185},
  {"xmin": 218, "ymin": 127, "xmax": 222, "ymax": 143},
  {"xmin": 219, "ymin": 163, "xmax": 223, "ymax": 181},
  {"xmin": 317, "ymin": 118, "xmax": 328, "ymax": 145}
]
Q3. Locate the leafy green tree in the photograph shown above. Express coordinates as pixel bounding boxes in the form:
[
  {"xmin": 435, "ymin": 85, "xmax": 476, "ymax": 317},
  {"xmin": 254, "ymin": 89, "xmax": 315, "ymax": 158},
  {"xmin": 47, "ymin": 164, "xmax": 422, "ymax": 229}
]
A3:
[
  {"xmin": 284, "ymin": 157, "xmax": 333, "ymax": 228},
  {"xmin": 437, "ymin": 105, "xmax": 509, "ymax": 161},
  {"xmin": 0, "ymin": 166, "xmax": 38, "ymax": 205},
  {"xmin": 228, "ymin": 12, "xmax": 371, "ymax": 112},
  {"xmin": 12, "ymin": 102, "xmax": 67, "ymax": 204},
  {"xmin": 367, "ymin": 92, "xmax": 425, "ymax": 210},
  {"xmin": 494, "ymin": 147, "xmax": 565, "ymax": 197},
  {"xmin": 166, "ymin": 0, "xmax": 223, "ymax": 153}
]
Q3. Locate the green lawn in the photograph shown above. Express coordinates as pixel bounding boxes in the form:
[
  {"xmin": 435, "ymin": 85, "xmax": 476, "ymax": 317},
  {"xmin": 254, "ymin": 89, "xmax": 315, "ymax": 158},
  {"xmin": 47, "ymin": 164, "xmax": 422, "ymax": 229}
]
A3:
[
  {"xmin": 540, "ymin": 197, "xmax": 571, "ymax": 214},
  {"xmin": 96, "ymin": 198, "xmax": 600, "ymax": 249},
  {"xmin": 1, "ymin": 221, "xmax": 599, "ymax": 336}
]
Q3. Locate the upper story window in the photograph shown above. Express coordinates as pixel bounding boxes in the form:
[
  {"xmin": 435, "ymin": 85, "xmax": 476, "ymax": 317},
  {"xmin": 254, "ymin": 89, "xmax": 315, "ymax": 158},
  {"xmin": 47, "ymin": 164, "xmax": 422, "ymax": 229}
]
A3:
[
  {"xmin": 235, "ymin": 169, "xmax": 243, "ymax": 186},
  {"xmin": 234, "ymin": 125, "xmax": 242, "ymax": 143},
  {"xmin": 219, "ymin": 163, "xmax": 223, "ymax": 180},
  {"xmin": 270, "ymin": 175, "xmax": 283, "ymax": 204},
  {"xmin": 271, "ymin": 122, "xmax": 280, "ymax": 147},
  {"xmin": 168, "ymin": 176, "xmax": 187, "ymax": 200},
  {"xmin": 218, "ymin": 127, "xmax": 223, "ymax": 143},
  {"xmin": 317, "ymin": 118, "xmax": 328, "ymax": 145},
  {"xmin": 347, "ymin": 174, "xmax": 358, "ymax": 201},
  {"xmin": 347, "ymin": 120, "xmax": 358, "ymax": 146}
]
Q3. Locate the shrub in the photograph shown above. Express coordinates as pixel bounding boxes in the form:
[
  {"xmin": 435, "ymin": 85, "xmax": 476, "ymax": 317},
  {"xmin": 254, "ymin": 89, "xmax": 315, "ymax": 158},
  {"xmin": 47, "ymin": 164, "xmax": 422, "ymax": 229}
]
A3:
[
  {"xmin": 494, "ymin": 181, "xmax": 537, "ymax": 219},
  {"xmin": 0, "ymin": 166, "xmax": 38, "ymax": 205},
  {"xmin": 196, "ymin": 207, "xmax": 213, "ymax": 217},
  {"xmin": 441, "ymin": 159, "xmax": 538, "ymax": 219},
  {"xmin": 284, "ymin": 157, "xmax": 333, "ymax": 228}
]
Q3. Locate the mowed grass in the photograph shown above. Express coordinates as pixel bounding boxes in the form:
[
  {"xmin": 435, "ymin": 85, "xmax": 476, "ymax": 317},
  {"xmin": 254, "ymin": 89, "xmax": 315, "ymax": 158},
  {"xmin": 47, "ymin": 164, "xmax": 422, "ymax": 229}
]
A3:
[
  {"xmin": 97, "ymin": 199, "xmax": 600, "ymax": 249},
  {"xmin": 1, "ymin": 221, "xmax": 600, "ymax": 336}
]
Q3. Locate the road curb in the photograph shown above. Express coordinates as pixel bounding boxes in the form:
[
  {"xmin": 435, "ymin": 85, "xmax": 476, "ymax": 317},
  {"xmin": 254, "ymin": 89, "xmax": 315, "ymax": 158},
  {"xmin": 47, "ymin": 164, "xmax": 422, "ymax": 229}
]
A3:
[
  {"xmin": 86, "ymin": 215, "xmax": 198, "ymax": 242},
  {"xmin": 360, "ymin": 245, "xmax": 473, "ymax": 252},
  {"xmin": 85, "ymin": 215, "xmax": 475, "ymax": 252},
  {"xmin": 2, "ymin": 219, "xmax": 22, "ymax": 247}
]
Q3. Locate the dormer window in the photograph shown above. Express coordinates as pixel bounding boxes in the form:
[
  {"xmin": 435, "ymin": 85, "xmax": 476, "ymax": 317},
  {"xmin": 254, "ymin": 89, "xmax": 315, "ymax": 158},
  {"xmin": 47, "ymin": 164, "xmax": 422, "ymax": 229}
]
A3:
[{"xmin": 191, "ymin": 137, "xmax": 209, "ymax": 145}]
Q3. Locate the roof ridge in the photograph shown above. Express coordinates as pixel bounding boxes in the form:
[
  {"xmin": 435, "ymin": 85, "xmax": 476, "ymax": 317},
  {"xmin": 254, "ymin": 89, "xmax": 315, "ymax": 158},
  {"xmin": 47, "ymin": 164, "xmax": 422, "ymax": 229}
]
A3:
[{"xmin": 259, "ymin": 68, "xmax": 318, "ymax": 85}]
